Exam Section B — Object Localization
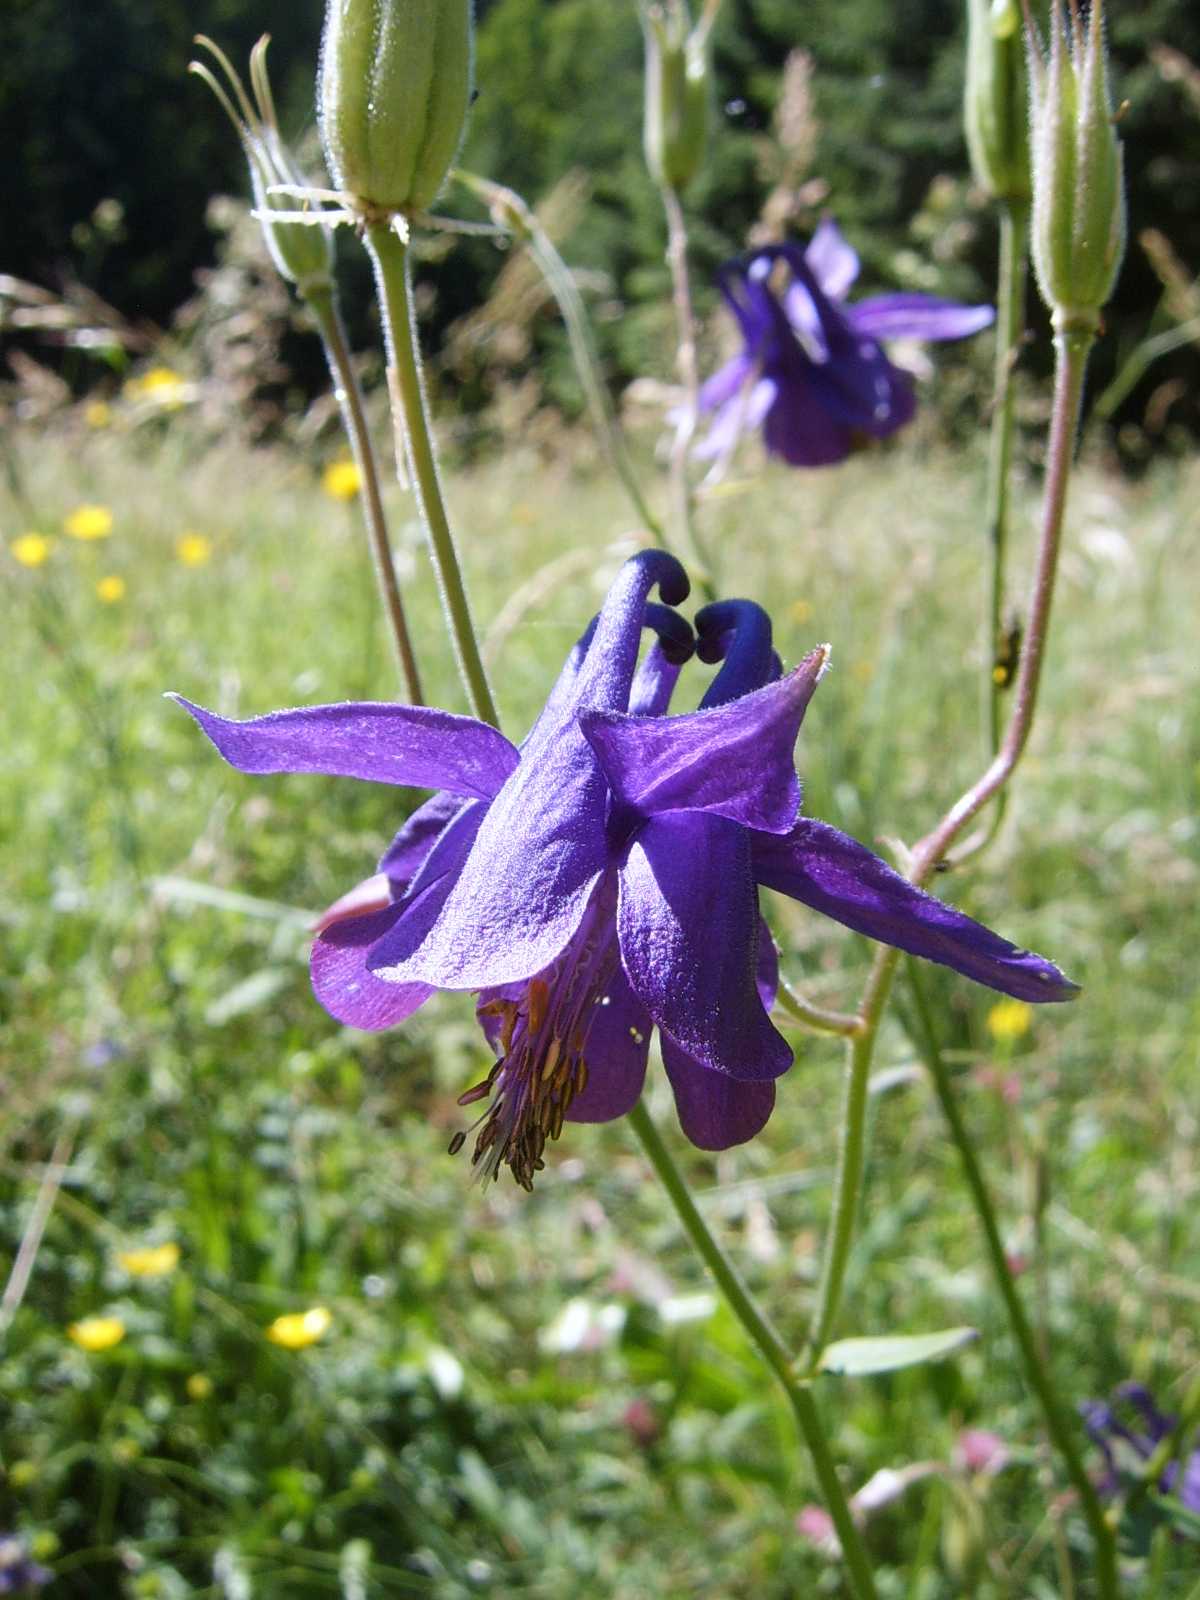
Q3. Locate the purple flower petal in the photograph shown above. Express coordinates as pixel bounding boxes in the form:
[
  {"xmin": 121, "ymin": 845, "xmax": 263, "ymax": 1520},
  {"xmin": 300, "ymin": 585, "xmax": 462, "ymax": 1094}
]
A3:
[
  {"xmin": 661, "ymin": 1035, "xmax": 777, "ymax": 1149},
  {"xmin": 695, "ymin": 376, "xmax": 776, "ymax": 461},
  {"xmin": 567, "ymin": 966, "xmax": 652, "ymax": 1123},
  {"xmin": 366, "ymin": 800, "xmax": 490, "ymax": 980},
  {"xmin": 618, "ymin": 813, "xmax": 793, "ymax": 1081},
  {"xmin": 311, "ymin": 901, "xmax": 435, "ymax": 1031},
  {"xmin": 698, "ymin": 352, "xmax": 756, "ymax": 414},
  {"xmin": 1177, "ymin": 1450, "xmax": 1200, "ymax": 1515},
  {"xmin": 629, "ymin": 642, "xmax": 683, "ymax": 717},
  {"xmin": 805, "ymin": 218, "xmax": 861, "ymax": 301},
  {"xmin": 762, "ymin": 369, "xmax": 855, "ymax": 465},
  {"xmin": 168, "ymin": 697, "xmax": 519, "ymax": 800},
  {"xmin": 752, "ymin": 819, "xmax": 1079, "ymax": 1003},
  {"xmin": 371, "ymin": 555, "xmax": 690, "ymax": 990},
  {"xmin": 378, "ymin": 790, "xmax": 465, "ymax": 888},
  {"xmin": 811, "ymin": 345, "xmax": 917, "ymax": 440},
  {"xmin": 848, "ymin": 293, "xmax": 995, "ymax": 344},
  {"xmin": 313, "ymin": 873, "xmax": 392, "ymax": 934},
  {"xmin": 581, "ymin": 651, "xmax": 827, "ymax": 834}
]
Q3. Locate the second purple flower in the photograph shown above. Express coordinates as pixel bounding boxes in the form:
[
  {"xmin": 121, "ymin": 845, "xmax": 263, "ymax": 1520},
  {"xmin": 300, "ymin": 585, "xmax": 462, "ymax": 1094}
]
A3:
[{"xmin": 698, "ymin": 219, "xmax": 995, "ymax": 468}]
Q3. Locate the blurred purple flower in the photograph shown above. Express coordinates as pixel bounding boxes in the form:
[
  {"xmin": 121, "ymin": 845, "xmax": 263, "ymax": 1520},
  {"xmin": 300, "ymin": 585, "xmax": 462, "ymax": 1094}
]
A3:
[
  {"xmin": 0, "ymin": 1537, "xmax": 51, "ymax": 1594},
  {"xmin": 698, "ymin": 219, "xmax": 994, "ymax": 468},
  {"xmin": 1083, "ymin": 1383, "xmax": 1200, "ymax": 1514},
  {"xmin": 173, "ymin": 551, "xmax": 1075, "ymax": 1185}
]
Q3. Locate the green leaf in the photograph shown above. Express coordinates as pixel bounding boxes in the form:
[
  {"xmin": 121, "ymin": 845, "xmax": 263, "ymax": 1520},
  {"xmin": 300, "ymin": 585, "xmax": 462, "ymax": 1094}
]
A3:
[{"xmin": 818, "ymin": 1327, "xmax": 979, "ymax": 1376}]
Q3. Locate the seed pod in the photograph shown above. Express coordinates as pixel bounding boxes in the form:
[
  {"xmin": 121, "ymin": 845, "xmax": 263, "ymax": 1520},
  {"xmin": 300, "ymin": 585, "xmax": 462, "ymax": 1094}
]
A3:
[
  {"xmin": 964, "ymin": 0, "xmax": 1030, "ymax": 202},
  {"xmin": 642, "ymin": 1, "xmax": 712, "ymax": 192},
  {"xmin": 192, "ymin": 35, "xmax": 335, "ymax": 297},
  {"xmin": 1027, "ymin": 0, "xmax": 1126, "ymax": 328},
  {"xmin": 319, "ymin": 0, "xmax": 474, "ymax": 216}
]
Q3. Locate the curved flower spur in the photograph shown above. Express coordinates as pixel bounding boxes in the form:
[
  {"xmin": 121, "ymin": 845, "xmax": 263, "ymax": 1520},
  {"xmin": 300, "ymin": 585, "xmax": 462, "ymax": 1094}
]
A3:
[
  {"xmin": 698, "ymin": 219, "xmax": 995, "ymax": 468},
  {"xmin": 171, "ymin": 552, "xmax": 1076, "ymax": 1186}
]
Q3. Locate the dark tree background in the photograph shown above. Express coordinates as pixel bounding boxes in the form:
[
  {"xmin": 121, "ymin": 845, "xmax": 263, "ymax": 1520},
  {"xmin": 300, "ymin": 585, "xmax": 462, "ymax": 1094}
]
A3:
[{"xmin": 3, "ymin": 0, "xmax": 1198, "ymax": 440}]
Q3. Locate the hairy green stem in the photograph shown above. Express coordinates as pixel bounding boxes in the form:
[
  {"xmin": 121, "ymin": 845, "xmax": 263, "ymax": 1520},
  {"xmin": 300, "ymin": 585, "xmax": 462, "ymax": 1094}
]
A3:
[
  {"xmin": 365, "ymin": 222, "xmax": 499, "ymax": 727},
  {"xmin": 903, "ymin": 963, "xmax": 1120, "ymax": 1600},
  {"xmin": 776, "ymin": 975, "xmax": 863, "ymax": 1038},
  {"xmin": 804, "ymin": 947, "xmax": 899, "ymax": 1360},
  {"xmin": 986, "ymin": 199, "xmax": 1029, "ymax": 757},
  {"xmin": 627, "ymin": 1099, "xmax": 878, "ymax": 1600},
  {"xmin": 451, "ymin": 171, "xmax": 663, "ymax": 542},
  {"xmin": 911, "ymin": 323, "xmax": 1092, "ymax": 875},
  {"xmin": 660, "ymin": 183, "xmax": 716, "ymax": 597},
  {"xmin": 307, "ymin": 285, "xmax": 424, "ymax": 704},
  {"xmin": 804, "ymin": 326, "xmax": 1115, "ymax": 1593}
]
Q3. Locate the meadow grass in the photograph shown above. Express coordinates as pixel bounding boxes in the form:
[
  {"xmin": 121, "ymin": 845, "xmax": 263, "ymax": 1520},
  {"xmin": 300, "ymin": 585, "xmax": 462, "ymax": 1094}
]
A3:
[{"xmin": 1, "ymin": 412, "xmax": 1198, "ymax": 1597}]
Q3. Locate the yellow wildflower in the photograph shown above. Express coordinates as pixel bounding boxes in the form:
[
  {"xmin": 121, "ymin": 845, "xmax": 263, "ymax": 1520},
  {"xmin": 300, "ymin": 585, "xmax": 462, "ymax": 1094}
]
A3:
[
  {"xmin": 11, "ymin": 533, "xmax": 51, "ymax": 568},
  {"xmin": 116, "ymin": 1241, "xmax": 180, "ymax": 1278},
  {"xmin": 176, "ymin": 533, "xmax": 213, "ymax": 568},
  {"xmin": 64, "ymin": 504, "xmax": 114, "ymax": 541},
  {"xmin": 322, "ymin": 459, "xmax": 361, "ymax": 501},
  {"xmin": 96, "ymin": 575, "xmax": 126, "ymax": 604},
  {"xmin": 186, "ymin": 1373, "xmax": 214, "ymax": 1401},
  {"xmin": 125, "ymin": 366, "xmax": 187, "ymax": 407},
  {"xmin": 68, "ymin": 1315, "xmax": 126, "ymax": 1352},
  {"xmin": 266, "ymin": 1306, "xmax": 332, "ymax": 1349},
  {"xmin": 986, "ymin": 998, "xmax": 1033, "ymax": 1044},
  {"xmin": 85, "ymin": 400, "xmax": 113, "ymax": 429},
  {"xmin": 789, "ymin": 599, "xmax": 813, "ymax": 625}
]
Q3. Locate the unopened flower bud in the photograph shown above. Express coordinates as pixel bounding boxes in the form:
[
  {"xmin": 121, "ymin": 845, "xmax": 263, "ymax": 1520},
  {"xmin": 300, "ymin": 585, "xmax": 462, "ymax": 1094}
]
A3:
[
  {"xmin": 1027, "ymin": 0, "xmax": 1126, "ymax": 330},
  {"xmin": 964, "ymin": 0, "xmax": 1030, "ymax": 202},
  {"xmin": 191, "ymin": 36, "xmax": 334, "ymax": 298},
  {"xmin": 641, "ymin": 0, "xmax": 714, "ymax": 192},
  {"xmin": 319, "ymin": 0, "xmax": 474, "ymax": 216}
]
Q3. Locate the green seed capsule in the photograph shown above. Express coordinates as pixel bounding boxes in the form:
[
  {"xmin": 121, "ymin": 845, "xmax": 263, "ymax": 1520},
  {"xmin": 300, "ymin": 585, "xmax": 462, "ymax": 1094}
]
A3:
[
  {"xmin": 964, "ymin": 0, "xmax": 1030, "ymax": 203},
  {"xmin": 642, "ymin": 1, "xmax": 712, "ymax": 193},
  {"xmin": 319, "ymin": 0, "xmax": 474, "ymax": 216},
  {"xmin": 191, "ymin": 36, "xmax": 335, "ymax": 299},
  {"xmin": 1027, "ymin": 0, "xmax": 1126, "ymax": 329}
]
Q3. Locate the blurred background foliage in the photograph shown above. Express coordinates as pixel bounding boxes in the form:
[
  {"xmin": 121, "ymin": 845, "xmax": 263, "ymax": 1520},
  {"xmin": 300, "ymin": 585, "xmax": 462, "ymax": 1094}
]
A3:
[{"xmin": 2, "ymin": 0, "xmax": 1200, "ymax": 455}]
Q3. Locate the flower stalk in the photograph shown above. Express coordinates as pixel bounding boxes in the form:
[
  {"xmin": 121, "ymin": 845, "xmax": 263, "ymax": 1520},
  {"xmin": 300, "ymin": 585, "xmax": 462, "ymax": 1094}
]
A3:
[
  {"xmin": 776, "ymin": 976, "xmax": 862, "ymax": 1039},
  {"xmin": 452, "ymin": 170, "xmax": 663, "ymax": 542},
  {"xmin": 985, "ymin": 197, "xmax": 1029, "ymax": 759},
  {"xmin": 809, "ymin": 325, "xmax": 1095, "ymax": 1363},
  {"xmin": 365, "ymin": 221, "xmax": 499, "ymax": 727},
  {"xmin": 189, "ymin": 35, "xmax": 423, "ymax": 704},
  {"xmin": 804, "ymin": 950, "xmax": 897, "ymax": 1361},
  {"xmin": 626, "ymin": 1098, "xmax": 879, "ymax": 1600},
  {"xmin": 915, "ymin": 321, "xmax": 1093, "ymax": 873},
  {"xmin": 902, "ymin": 961, "xmax": 1120, "ymax": 1600},
  {"xmin": 307, "ymin": 285, "xmax": 424, "ymax": 704},
  {"xmin": 661, "ymin": 183, "xmax": 716, "ymax": 596},
  {"xmin": 805, "ymin": 323, "xmax": 1112, "ymax": 1589}
]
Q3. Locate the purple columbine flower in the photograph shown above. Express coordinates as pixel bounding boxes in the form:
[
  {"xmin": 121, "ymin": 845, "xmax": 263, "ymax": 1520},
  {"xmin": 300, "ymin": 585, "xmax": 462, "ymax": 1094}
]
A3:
[
  {"xmin": 171, "ymin": 551, "xmax": 1075, "ymax": 1186},
  {"xmin": 698, "ymin": 219, "xmax": 995, "ymax": 468},
  {"xmin": 1082, "ymin": 1383, "xmax": 1200, "ymax": 1515}
]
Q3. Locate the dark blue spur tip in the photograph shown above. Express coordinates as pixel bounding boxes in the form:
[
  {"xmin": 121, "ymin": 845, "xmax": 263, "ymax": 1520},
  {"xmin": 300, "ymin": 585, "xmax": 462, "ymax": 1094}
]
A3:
[
  {"xmin": 642, "ymin": 602, "xmax": 695, "ymax": 665},
  {"xmin": 695, "ymin": 599, "xmax": 776, "ymax": 708},
  {"xmin": 626, "ymin": 547, "xmax": 690, "ymax": 608}
]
